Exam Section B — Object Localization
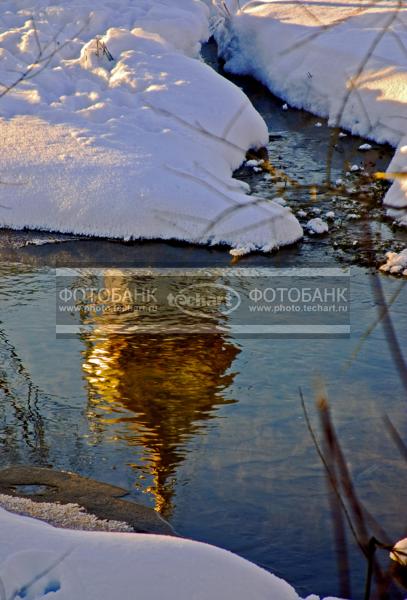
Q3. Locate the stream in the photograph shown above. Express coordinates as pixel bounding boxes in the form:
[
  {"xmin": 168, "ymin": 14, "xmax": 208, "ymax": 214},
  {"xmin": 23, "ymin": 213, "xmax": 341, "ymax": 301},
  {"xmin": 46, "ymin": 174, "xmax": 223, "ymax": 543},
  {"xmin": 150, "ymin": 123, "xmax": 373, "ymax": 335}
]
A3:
[{"xmin": 0, "ymin": 40, "xmax": 406, "ymax": 599}]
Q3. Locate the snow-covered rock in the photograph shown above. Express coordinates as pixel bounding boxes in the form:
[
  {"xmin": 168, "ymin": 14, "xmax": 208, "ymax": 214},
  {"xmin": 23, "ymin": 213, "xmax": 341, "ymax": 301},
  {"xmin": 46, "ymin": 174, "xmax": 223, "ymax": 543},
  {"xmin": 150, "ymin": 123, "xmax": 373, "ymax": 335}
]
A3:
[
  {"xmin": 245, "ymin": 159, "xmax": 263, "ymax": 167},
  {"xmin": 380, "ymin": 249, "xmax": 407, "ymax": 276},
  {"xmin": 0, "ymin": 0, "xmax": 302, "ymax": 252},
  {"xmin": 212, "ymin": 0, "xmax": 407, "ymax": 220},
  {"xmin": 306, "ymin": 218, "xmax": 329, "ymax": 234},
  {"xmin": 296, "ymin": 209, "xmax": 307, "ymax": 218}
]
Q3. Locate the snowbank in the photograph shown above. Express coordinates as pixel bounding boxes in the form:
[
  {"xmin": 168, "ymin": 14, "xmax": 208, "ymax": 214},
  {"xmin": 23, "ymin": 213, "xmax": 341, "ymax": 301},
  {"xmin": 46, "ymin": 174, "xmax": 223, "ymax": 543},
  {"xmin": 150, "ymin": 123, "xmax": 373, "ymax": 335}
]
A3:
[
  {"xmin": 0, "ymin": 0, "xmax": 302, "ymax": 252},
  {"xmin": 212, "ymin": 0, "xmax": 407, "ymax": 218},
  {"xmin": 0, "ymin": 505, "xmax": 341, "ymax": 600}
]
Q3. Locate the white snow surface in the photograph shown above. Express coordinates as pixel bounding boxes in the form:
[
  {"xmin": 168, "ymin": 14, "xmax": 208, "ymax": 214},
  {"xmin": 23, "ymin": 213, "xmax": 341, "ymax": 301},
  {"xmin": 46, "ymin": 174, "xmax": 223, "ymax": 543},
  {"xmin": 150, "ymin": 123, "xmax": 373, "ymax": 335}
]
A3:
[
  {"xmin": 0, "ymin": 0, "xmax": 302, "ymax": 251},
  {"xmin": 211, "ymin": 0, "xmax": 407, "ymax": 216},
  {"xmin": 0, "ymin": 506, "xmax": 342, "ymax": 600}
]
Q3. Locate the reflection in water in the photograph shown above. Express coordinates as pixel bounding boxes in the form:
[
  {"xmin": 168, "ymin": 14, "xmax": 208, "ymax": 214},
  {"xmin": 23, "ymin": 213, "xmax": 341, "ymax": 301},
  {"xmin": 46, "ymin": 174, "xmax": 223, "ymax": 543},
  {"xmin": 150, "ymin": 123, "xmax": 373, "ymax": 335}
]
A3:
[
  {"xmin": 81, "ymin": 271, "xmax": 240, "ymax": 517},
  {"xmin": 0, "ymin": 264, "xmax": 51, "ymax": 464},
  {"xmin": 83, "ymin": 334, "xmax": 239, "ymax": 516},
  {"xmin": 0, "ymin": 326, "xmax": 49, "ymax": 465}
]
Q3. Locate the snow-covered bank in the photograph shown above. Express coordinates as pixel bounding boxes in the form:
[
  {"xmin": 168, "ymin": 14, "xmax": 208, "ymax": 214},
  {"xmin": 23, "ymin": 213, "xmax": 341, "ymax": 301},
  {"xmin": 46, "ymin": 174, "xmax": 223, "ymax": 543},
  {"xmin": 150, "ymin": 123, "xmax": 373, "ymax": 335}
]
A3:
[
  {"xmin": 0, "ymin": 506, "xmax": 340, "ymax": 600},
  {"xmin": 0, "ymin": 1, "xmax": 302, "ymax": 253},
  {"xmin": 211, "ymin": 0, "xmax": 407, "ymax": 218}
]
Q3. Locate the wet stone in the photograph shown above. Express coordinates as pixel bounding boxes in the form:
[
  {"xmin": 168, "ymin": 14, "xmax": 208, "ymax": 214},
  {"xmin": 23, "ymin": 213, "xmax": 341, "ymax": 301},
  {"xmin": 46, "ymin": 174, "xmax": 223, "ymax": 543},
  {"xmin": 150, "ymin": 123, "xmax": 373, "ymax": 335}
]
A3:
[{"xmin": 0, "ymin": 466, "xmax": 175, "ymax": 536}]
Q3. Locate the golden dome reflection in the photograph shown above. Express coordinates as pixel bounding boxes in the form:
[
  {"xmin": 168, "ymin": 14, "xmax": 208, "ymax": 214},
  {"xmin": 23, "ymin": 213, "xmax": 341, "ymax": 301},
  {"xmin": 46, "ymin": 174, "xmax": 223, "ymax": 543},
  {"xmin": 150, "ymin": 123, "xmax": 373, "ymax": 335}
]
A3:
[{"xmin": 80, "ymin": 272, "xmax": 241, "ymax": 517}]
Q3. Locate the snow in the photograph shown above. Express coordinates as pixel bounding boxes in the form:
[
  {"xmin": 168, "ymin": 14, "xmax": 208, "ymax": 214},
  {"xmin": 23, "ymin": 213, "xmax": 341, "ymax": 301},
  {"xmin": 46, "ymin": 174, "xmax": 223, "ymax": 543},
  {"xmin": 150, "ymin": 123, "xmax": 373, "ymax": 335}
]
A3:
[
  {"xmin": 358, "ymin": 143, "xmax": 372, "ymax": 151},
  {"xmin": 211, "ymin": 0, "xmax": 407, "ymax": 220},
  {"xmin": 306, "ymin": 218, "xmax": 329, "ymax": 234},
  {"xmin": 0, "ymin": 494, "xmax": 133, "ymax": 532},
  {"xmin": 0, "ymin": 0, "xmax": 302, "ymax": 252},
  {"xmin": 382, "ymin": 139, "xmax": 407, "ymax": 216},
  {"xmin": 0, "ymin": 505, "xmax": 339, "ymax": 600},
  {"xmin": 390, "ymin": 537, "xmax": 407, "ymax": 566},
  {"xmin": 245, "ymin": 158, "xmax": 263, "ymax": 167},
  {"xmin": 379, "ymin": 249, "xmax": 407, "ymax": 276}
]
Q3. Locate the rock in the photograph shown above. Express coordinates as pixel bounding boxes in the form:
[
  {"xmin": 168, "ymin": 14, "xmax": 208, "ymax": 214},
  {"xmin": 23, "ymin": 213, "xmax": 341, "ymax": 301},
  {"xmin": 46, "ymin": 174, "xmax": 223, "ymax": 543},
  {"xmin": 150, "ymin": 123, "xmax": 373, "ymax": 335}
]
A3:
[
  {"xmin": 246, "ymin": 146, "xmax": 269, "ymax": 162},
  {"xmin": 0, "ymin": 466, "xmax": 174, "ymax": 536}
]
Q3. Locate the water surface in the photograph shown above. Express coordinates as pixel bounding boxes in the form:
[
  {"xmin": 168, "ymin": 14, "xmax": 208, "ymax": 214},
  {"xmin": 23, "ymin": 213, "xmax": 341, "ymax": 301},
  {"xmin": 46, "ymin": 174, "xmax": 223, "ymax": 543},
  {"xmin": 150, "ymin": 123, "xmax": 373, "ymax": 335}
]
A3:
[{"xmin": 0, "ymin": 42, "xmax": 406, "ymax": 600}]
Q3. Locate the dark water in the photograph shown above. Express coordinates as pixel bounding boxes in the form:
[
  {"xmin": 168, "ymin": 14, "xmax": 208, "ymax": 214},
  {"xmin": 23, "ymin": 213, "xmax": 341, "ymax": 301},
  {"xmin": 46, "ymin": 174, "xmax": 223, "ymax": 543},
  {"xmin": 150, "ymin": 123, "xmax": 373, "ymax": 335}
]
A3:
[{"xmin": 0, "ymin": 44, "xmax": 406, "ymax": 600}]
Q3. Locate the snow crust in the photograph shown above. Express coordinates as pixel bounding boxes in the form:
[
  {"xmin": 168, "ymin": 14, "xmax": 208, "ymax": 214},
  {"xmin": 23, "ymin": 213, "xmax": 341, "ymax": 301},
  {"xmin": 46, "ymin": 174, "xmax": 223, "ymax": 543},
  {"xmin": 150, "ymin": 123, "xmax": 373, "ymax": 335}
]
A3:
[
  {"xmin": 211, "ymin": 0, "xmax": 407, "ymax": 217},
  {"xmin": 0, "ymin": 0, "xmax": 302, "ymax": 252}
]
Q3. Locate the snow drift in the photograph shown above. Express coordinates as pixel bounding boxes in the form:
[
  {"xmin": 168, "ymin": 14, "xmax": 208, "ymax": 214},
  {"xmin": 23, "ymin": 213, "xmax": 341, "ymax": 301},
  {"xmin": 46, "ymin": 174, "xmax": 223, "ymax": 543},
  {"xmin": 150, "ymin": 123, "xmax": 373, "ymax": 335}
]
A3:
[
  {"xmin": 0, "ymin": 0, "xmax": 302, "ymax": 252},
  {"xmin": 0, "ymin": 505, "xmax": 342, "ymax": 600},
  {"xmin": 212, "ymin": 0, "xmax": 407, "ymax": 220}
]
